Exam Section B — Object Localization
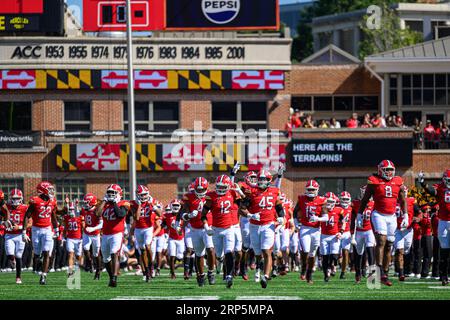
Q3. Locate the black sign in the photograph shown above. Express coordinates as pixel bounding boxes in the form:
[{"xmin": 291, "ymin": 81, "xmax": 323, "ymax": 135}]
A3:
[
  {"xmin": 0, "ymin": 0, "xmax": 63, "ymax": 35},
  {"xmin": 165, "ymin": 0, "xmax": 279, "ymax": 30},
  {"xmin": 0, "ymin": 131, "xmax": 40, "ymax": 148},
  {"xmin": 291, "ymin": 139, "xmax": 413, "ymax": 167}
]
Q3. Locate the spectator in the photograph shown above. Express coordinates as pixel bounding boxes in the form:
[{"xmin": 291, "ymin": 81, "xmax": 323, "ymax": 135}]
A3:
[
  {"xmin": 420, "ymin": 205, "xmax": 433, "ymax": 279},
  {"xmin": 361, "ymin": 113, "xmax": 372, "ymax": 128},
  {"xmin": 413, "ymin": 118, "xmax": 423, "ymax": 149},
  {"xmin": 304, "ymin": 115, "xmax": 316, "ymax": 128},
  {"xmin": 318, "ymin": 119, "xmax": 329, "ymax": 128},
  {"xmin": 441, "ymin": 122, "xmax": 450, "ymax": 148},
  {"xmin": 386, "ymin": 116, "xmax": 396, "ymax": 127},
  {"xmin": 423, "ymin": 120, "xmax": 436, "ymax": 149},
  {"xmin": 395, "ymin": 115, "xmax": 404, "ymax": 128},
  {"xmin": 371, "ymin": 113, "xmax": 383, "ymax": 128},
  {"xmin": 329, "ymin": 118, "xmax": 341, "ymax": 129},
  {"xmin": 346, "ymin": 113, "xmax": 359, "ymax": 128},
  {"xmin": 290, "ymin": 109, "xmax": 303, "ymax": 129}
]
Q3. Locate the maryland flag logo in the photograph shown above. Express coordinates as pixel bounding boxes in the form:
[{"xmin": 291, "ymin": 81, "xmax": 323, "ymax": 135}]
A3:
[{"xmin": 36, "ymin": 70, "xmax": 101, "ymax": 89}]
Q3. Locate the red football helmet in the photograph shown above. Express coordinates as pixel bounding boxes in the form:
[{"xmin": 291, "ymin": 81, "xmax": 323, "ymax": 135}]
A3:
[
  {"xmin": 188, "ymin": 182, "xmax": 195, "ymax": 193},
  {"xmin": 82, "ymin": 193, "xmax": 97, "ymax": 210},
  {"xmin": 105, "ymin": 184, "xmax": 122, "ymax": 202},
  {"xmin": 279, "ymin": 192, "xmax": 287, "ymax": 203},
  {"xmin": 37, "ymin": 181, "xmax": 55, "ymax": 200},
  {"xmin": 443, "ymin": 169, "xmax": 450, "ymax": 188},
  {"xmin": 244, "ymin": 171, "xmax": 258, "ymax": 188},
  {"xmin": 339, "ymin": 191, "xmax": 352, "ymax": 209},
  {"xmin": 360, "ymin": 185, "xmax": 367, "ymax": 199},
  {"xmin": 154, "ymin": 200, "xmax": 163, "ymax": 210},
  {"xmin": 305, "ymin": 180, "xmax": 320, "ymax": 198},
  {"xmin": 325, "ymin": 192, "xmax": 338, "ymax": 209},
  {"xmin": 68, "ymin": 201, "xmax": 77, "ymax": 217},
  {"xmin": 9, "ymin": 189, "xmax": 23, "ymax": 206},
  {"xmin": 0, "ymin": 190, "xmax": 4, "ymax": 202},
  {"xmin": 378, "ymin": 160, "xmax": 395, "ymax": 181},
  {"xmin": 257, "ymin": 170, "xmax": 272, "ymax": 189},
  {"xmin": 170, "ymin": 199, "xmax": 181, "ymax": 213},
  {"xmin": 136, "ymin": 185, "xmax": 151, "ymax": 203},
  {"xmin": 165, "ymin": 204, "xmax": 172, "ymax": 214},
  {"xmin": 193, "ymin": 177, "xmax": 208, "ymax": 198},
  {"xmin": 215, "ymin": 175, "xmax": 231, "ymax": 196}
]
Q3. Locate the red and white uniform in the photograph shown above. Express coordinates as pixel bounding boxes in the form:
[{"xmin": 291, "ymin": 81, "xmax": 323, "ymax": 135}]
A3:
[
  {"xmin": 206, "ymin": 190, "xmax": 238, "ymax": 257},
  {"xmin": 238, "ymin": 181, "xmax": 253, "ymax": 249},
  {"xmin": 64, "ymin": 215, "xmax": 83, "ymax": 256},
  {"xmin": 246, "ymin": 186, "xmax": 279, "ymax": 256},
  {"xmin": 229, "ymin": 190, "xmax": 242, "ymax": 252},
  {"xmin": 274, "ymin": 202, "xmax": 291, "ymax": 254},
  {"xmin": 368, "ymin": 175, "xmax": 404, "ymax": 241},
  {"xmin": 151, "ymin": 216, "xmax": 167, "ymax": 258},
  {"xmin": 29, "ymin": 196, "xmax": 57, "ymax": 255},
  {"xmin": 131, "ymin": 200, "xmax": 156, "ymax": 249},
  {"xmin": 339, "ymin": 206, "xmax": 352, "ymax": 251},
  {"xmin": 394, "ymin": 199, "xmax": 415, "ymax": 254},
  {"xmin": 101, "ymin": 200, "xmax": 129, "ymax": 263},
  {"xmin": 81, "ymin": 208, "xmax": 102, "ymax": 257},
  {"xmin": 352, "ymin": 200, "xmax": 376, "ymax": 255},
  {"xmin": 320, "ymin": 207, "xmax": 342, "ymax": 255},
  {"xmin": 433, "ymin": 183, "xmax": 450, "ymax": 249},
  {"xmin": 164, "ymin": 213, "xmax": 185, "ymax": 259},
  {"xmin": 3, "ymin": 204, "xmax": 27, "ymax": 258},
  {"xmin": 182, "ymin": 192, "xmax": 212, "ymax": 257},
  {"xmin": 297, "ymin": 195, "xmax": 326, "ymax": 257}
]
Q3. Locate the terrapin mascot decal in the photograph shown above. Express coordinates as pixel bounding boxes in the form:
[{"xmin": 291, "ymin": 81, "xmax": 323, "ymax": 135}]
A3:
[{"xmin": 202, "ymin": 0, "xmax": 240, "ymax": 24}]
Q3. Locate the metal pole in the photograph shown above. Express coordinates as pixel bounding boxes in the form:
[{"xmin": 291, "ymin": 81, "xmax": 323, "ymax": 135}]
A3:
[{"xmin": 126, "ymin": 0, "xmax": 136, "ymax": 200}]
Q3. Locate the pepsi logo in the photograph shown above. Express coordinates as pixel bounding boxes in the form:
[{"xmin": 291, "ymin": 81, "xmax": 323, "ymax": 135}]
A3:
[{"xmin": 202, "ymin": 0, "xmax": 240, "ymax": 25}]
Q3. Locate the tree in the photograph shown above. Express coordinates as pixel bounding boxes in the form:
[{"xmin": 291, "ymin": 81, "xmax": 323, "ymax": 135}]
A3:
[
  {"xmin": 359, "ymin": 3, "xmax": 423, "ymax": 59},
  {"xmin": 291, "ymin": 0, "xmax": 418, "ymax": 61}
]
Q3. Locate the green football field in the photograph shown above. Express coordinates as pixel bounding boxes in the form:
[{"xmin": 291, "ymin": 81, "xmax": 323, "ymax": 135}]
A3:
[{"xmin": 0, "ymin": 269, "xmax": 449, "ymax": 300}]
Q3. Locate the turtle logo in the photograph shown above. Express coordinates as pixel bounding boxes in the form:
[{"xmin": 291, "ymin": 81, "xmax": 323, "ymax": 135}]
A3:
[{"xmin": 202, "ymin": 0, "xmax": 240, "ymax": 25}]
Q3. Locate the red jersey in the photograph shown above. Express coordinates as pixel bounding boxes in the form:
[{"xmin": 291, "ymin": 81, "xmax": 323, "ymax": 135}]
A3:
[
  {"xmin": 321, "ymin": 207, "xmax": 343, "ymax": 235},
  {"xmin": 297, "ymin": 195, "xmax": 326, "ymax": 228},
  {"xmin": 206, "ymin": 190, "xmax": 239, "ymax": 229},
  {"xmin": 368, "ymin": 175, "xmax": 404, "ymax": 215},
  {"xmin": 3, "ymin": 204, "xmax": 27, "ymax": 235},
  {"xmin": 154, "ymin": 216, "xmax": 165, "ymax": 236},
  {"xmin": 338, "ymin": 206, "xmax": 352, "ymax": 233},
  {"xmin": 29, "ymin": 196, "xmax": 57, "ymax": 228},
  {"xmin": 81, "ymin": 208, "xmax": 102, "ymax": 236},
  {"xmin": 182, "ymin": 193, "xmax": 211, "ymax": 229},
  {"xmin": 434, "ymin": 183, "xmax": 450, "ymax": 221},
  {"xmin": 247, "ymin": 186, "xmax": 280, "ymax": 226},
  {"xmin": 229, "ymin": 190, "xmax": 240, "ymax": 226},
  {"xmin": 101, "ymin": 200, "xmax": 130, "ymax": 235},
  {"xmin": 413, "ymin": 222, "xmax": 422, "ymax": 240},
  {"xmin": 131, "ymin": 200, "xmax": 156, "ymax": 229},
  {"xmin": 420, "ymin": 212, "xmax": 432, "ymax": 236},
  {"xmin": 353, "ymin": 199, "xmax": 374, "ymax": 232},
  {"xmin": 64, "ymin": 215, "xmax": 83, "ymax": 239},
  {"xmin": 283, "ymin": 202, "xmax": 292, "ymax": 229},
  {"xmin": 395, "ymin": 197, "xmax": 415, "ymax": 230},
  {"xmin": 163, "ymin": 213, "xmax": 184, "ymax": 240},
  {"xmin": 239, "ymin": 181, "xmax": 256, "ymax": 196}
]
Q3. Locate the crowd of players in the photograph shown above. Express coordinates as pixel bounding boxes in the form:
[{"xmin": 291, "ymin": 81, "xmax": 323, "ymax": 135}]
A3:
[{"xmin": 0, "ymin": 161, "xmax": 449, "ymax": 289}]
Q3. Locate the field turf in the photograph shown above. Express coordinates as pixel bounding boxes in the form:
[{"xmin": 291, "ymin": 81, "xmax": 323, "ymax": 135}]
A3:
[{"xmin": 0, "ymin": 269, "xmax": 449, "ymax": 300}]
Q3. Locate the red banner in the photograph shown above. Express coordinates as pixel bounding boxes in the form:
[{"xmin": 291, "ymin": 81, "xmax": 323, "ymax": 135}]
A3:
[{"xmin": 0, "ymin": 0, "xmax": 43, "ymax": 14}]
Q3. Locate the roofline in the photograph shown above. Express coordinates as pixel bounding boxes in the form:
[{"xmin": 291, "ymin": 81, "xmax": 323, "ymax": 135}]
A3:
[{"xmin": 301, "ymin": 44, "xmax": 361, "ymax": 64}]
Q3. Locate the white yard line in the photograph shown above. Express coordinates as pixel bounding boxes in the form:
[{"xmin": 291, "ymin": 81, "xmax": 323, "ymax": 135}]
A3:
[
  {"xmin": 236, "ymin": 296, "xmax": 303, "ymax": 300},
  {"xmin": 112, "ymin": 296, "xmax": 220, "ymax": 300}
]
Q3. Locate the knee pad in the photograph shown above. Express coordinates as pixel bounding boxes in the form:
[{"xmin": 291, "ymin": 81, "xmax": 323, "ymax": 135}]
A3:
[{"xmin": 375, "ymin": 234, "xmax": 386, "ymax": 247}]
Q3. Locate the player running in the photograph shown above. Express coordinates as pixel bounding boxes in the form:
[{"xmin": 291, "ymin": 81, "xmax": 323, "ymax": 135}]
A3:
[
  {"xmin": 357, "ymin": 160, "xmax": 408, "ymax": 286},
  {"xmin": 63, "ymin": 199, "xmax": 83, "ymax": 277},
  {"xmin": 162, "ymin": 201, "xmax": 185, "ymax": 279},
  {"xmin": 96, "ymin": 184, "xmax": 131, "ymax": 287},
  {"xmin": 22, "ymin": 182, "xmax": 58, "ymax": 285},
  {"xmin": 338, "ymin": 191, "xmax": 352, "ymax": 279}
]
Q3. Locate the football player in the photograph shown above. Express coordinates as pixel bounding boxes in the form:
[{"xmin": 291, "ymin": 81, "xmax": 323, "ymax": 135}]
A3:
[
  {"xmin": 179, "ymin": 177, "xmax": 216, "ymax": 287},
  {"xmin": 277, "ymin": 193, "xmax": 293, "ymax": 275},
  {"xmin": 162, "ymin": 203, "xmax": 185, "ymax": 279},
  {"xmin": 394, "ymin": 187, "xmax": 420, "ymax": 281},
  {"xmin": 357, "ymin": 160, "xmax": 408, "ymax": 286},
  {"xmin": 81, "ymin": 193, "xmax": 103, "ymax": 280},
  {"xmin": 152, "ymin": 208, "xmax": 169, "ymax": 277},
  {"xmin": 352, "ymin": 186, "xmax": 376, "ymax": 284},
  {"xmin": 239, "ymin": 170, "xmax": 286, "ymax": 288},
  {"xmin": 96, "ymin": 184, "xmax": 131, "ymax": 287},
  {"xmin": 201, "ymin": 175, "xmax": 241, "ymax": 288},
  {"xmin": 130, "ymin": 185, "xmax": 161, "ymax": 282},
  {"xmin": 2, "ymin": 189, "xmax": 27, "ymax": 284},
  {"xmin": 320, "ymin": 192, "xmax": 344, "ymax": 282},
  {"xmin": 338, "ymin": 191, "xmax": 353, "ymax": 279},
  {"xmin": 418, "ymin": 169, "xmax": 450, "ymax": 285},
  {"xmin": 63, "ymin": 199, "xmax": 83, "ymax": 277},
  {"xmin": 22, "ymin": 182, "xmax": 58, "ymax": 285},
  {"xmin": 293, "ymin": 180, "xmax": 328, "ymax": 283}
]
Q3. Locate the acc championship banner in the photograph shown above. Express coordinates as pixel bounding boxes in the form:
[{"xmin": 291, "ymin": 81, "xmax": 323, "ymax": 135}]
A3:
[
  {"xmin": 0, "ymin": 70, "xmax": 284, "ymax": 90},
  {"xmin": 56, "ymin": 144, "xmax": 286, "ymax": 172},
  {"xmin": 291, "ymin": 139, "xmax": 413, "ymax": 167}
]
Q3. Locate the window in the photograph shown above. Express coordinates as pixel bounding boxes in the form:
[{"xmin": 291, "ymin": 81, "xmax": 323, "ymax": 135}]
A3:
[
  {"xmin": 117, "ymin": 179, "xmax": 147, "ymax": 200},
  {"xmin": 124, "ymin": 101, "xmax": 179, "ymax": 132},
  {"xmin": 315, "ymin": 178, "xmax": 367, "ymax": 199},
  {"xmin": 313, "ymin": 97, "xmax": 332, "ymax": 111},
  {"xmin": 0, "ymin": 179, "xmax": 24, "ymax": 200},
  {"xmin": 291, "ymin": 96, "xmax": 312, "ymax": 111},
  {"xmin": 55, "ymin": 179, "xmax": 85, "ymax": 204},
  {"xmin": 389, "ymin": 75, "xmax": 398, "ymax": 106},
  {"xmin": 405, "ymin": 20, "xmax": 423, "ymax": 34},
  {"xmin": 355, "ymin": 96, "xmax": 378, "ymax": 111},
  {"xmin": 0, "ymin": 102, "xmax": 31, "ymax": 131},
  {"xmin": 211, "ymin": 101, "xmax": 267, "ymax": 130},
  {"xmin": 64, "ymin": 101, "xmax": 91, "ymax": 131},
  {"xmin": 334, "ymin": 97, "xmax": 353, "ymax": 111}
]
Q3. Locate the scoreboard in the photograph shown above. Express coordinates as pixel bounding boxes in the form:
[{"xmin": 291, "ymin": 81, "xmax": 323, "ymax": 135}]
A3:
[{"xmin": 82, "ymin": 0, "xmax": 279, "ymax": 32}]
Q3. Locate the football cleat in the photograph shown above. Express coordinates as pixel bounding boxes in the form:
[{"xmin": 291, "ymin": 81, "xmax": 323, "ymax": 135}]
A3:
[
  {"xmin": 442, "ymin": 276, "xmax": 449, "ymax": 286},
  {"xmin": 109, "ymin": 276, "xmax": 117, "ymax": 287},
  {"xmin": 355, "ymin": 276, "xmax": 361, "ymax": 284},
  {"xmin": 300, "ymin": 273, "xmax": 306, "ymax": 281},
  {"xmin": 94, "ymin": 270, "xmax": 101, "ymax": 280},
  {"xmin": 260, "ymin": 275, "xmax": 268, "ymax": 289},
  {"xmin": 16, "ymin": 278, "xmax": 22, "ymax": 284},
  {"xmin": 207, "ymin": 271, "xmax": 216, "ymax": 285},
  {"xmin": 255, "ymin": 270, "xmax": 261, "ymax": 282},
  {"xmin": 184, "ymin": 271, "xmax": 190, "ymax": 280},
  {"xmin": 242, "ymin": 273, "xmax": 249, "ymax": 281},
  {"xmin": 226, "ymin": 275, "xmax": 233, "ymax": 289},
  {"xmin": 197, "ymin": 274, "xmax": 206, "ymax": 287},
  {"xmin": 399, "ymin": 275, "xmax": 405, "ymax": 282},
  {"xmin": 324, "ymin": 275, "xmax": 330, "ymax": 282},
  {"xmin": 271, "ymin": 269, "xmax": 278, "ymax": 278},
  {"xmin": 340, "ymin": 272, "xmax": 346, "ymax": 280},
  {"xmin": 380, "ymin": 276, "xmax": 393, "ymax": 287},
  {"xmin": 170, "ymin": 272, "xmax": 176, "ymax": 280},
  {"xmin": 39, "ymin": 275, "xmax": 47, "ymax": 285}
]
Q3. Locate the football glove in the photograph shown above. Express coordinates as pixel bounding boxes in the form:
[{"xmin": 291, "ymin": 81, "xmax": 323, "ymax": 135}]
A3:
[
  {"xmin": 85, "ymin": 227, "xmax": 95, "ymax": 233},
  {"xmin": 231, "ymin": 162, "xmax": 240, "ymax": 176},
  {"xmin": 309, "ymin": 215, "xmax": 319, "ymax": 223},
  {"xmin": 188, "ymin": 210, "xmax": 199, "ymax": 219},
  {"xmin": 351, "ymin": 234, "xmax": 357, "ymax": 246},
  {"xmin": 400, "ymin": 214, "xmax": 409, "ymax": 230},
  {"xmin": 277, "ymin": 163, "xmax": 286, "ymax": 178},
  {"xmin": 22, "ymin": 231, "xmax": 30, "ymax": 243},
  {"xmin": 248, "ymin": 213, "xmax": 260, "ymax": 221},
  {"xmin": 204, "ymin": 224, "xmax": 214, "ymax": 236},
  {"xmin": 277, "ymin": 217, "xmax": 285, "ymax": 226}
]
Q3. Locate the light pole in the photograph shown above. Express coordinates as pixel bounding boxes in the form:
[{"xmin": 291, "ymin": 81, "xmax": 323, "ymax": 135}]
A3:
[{"xmin": 126, "ymin": 0, "xmax": 136, "ymax": 200}]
